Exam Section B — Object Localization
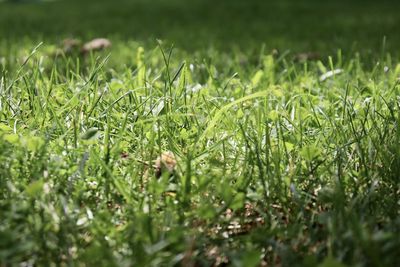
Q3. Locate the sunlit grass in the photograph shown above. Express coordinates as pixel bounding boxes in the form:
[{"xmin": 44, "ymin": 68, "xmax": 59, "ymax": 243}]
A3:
[{"xmin": 0, "ymin": 39, "xmax": 399, "ymax": 266}]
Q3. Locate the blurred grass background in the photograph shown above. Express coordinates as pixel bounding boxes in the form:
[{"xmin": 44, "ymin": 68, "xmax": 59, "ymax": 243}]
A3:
[{"xmin": 0, "ymin": 0, "xmax": 399, "ymax": 53}]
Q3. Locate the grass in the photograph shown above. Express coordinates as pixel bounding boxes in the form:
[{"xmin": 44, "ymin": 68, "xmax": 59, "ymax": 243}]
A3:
[
  {"xmin": 1, "ymin": 0, "xmax": 400, "ymax": 53},
  {"xmin": 1, "ymin": 0, "xmax": 400, "ymax": 266}
]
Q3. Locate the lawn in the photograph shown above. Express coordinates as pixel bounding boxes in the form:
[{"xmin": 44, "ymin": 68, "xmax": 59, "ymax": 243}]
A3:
[{"xmin": 0, "ymin": 0, "xmax": 399, "ymax": 266}]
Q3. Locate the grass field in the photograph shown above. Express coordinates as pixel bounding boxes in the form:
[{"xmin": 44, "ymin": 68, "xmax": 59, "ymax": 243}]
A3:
[{"xmin": 0, "ymin": 0, "xmax": 399, "ymax": 266}]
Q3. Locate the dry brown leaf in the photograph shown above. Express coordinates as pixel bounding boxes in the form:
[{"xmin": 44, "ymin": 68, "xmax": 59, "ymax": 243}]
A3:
[
  {"xmin": 81, "ymin": 38, "xmax": 112, "ymax": 53},
  {"xmin": 155, "ymin": 151, "xmax": 177, "ymax": 178}
]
